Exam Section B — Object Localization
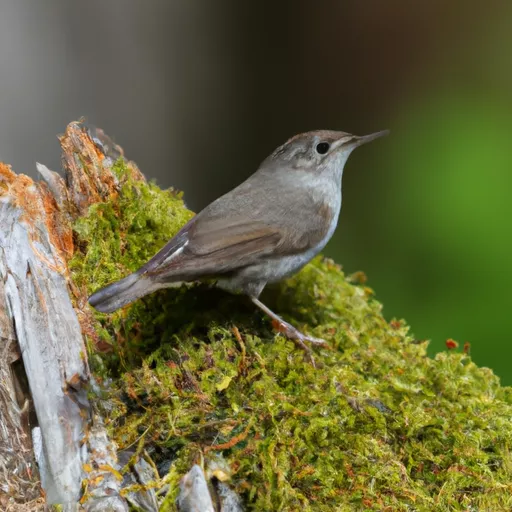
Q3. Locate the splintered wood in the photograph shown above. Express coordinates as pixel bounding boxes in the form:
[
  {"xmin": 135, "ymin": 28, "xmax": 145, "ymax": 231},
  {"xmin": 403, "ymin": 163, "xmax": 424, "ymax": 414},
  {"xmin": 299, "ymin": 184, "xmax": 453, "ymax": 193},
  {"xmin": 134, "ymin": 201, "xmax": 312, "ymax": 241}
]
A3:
[
  {"xmin": 0, "ymin": 124, "xmax": 128, "ymax": 510},
  {"xmin": 0, "ymin": 122, "xmax": 237, "ymax": 511}
]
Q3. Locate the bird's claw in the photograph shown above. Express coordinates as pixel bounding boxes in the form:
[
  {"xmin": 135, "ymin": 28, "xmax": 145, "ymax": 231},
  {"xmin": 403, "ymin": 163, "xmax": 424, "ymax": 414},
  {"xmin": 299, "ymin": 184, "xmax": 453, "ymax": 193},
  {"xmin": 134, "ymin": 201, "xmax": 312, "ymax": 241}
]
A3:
[{"xmin": 271, "ymin": 319, "xmax": 328, "ymax": 367}]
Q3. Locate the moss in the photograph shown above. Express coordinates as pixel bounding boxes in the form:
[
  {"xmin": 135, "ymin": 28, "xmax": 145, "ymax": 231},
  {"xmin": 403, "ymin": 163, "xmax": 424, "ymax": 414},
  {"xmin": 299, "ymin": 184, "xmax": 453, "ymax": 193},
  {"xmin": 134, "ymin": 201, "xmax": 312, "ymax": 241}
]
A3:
[
  {"xmin": 70, "ymin": 158, "xmax": 194, "ymax": 366},
  {"xmin": 71, "ymin": 159, "xmax": 512, "ymax": 511}
]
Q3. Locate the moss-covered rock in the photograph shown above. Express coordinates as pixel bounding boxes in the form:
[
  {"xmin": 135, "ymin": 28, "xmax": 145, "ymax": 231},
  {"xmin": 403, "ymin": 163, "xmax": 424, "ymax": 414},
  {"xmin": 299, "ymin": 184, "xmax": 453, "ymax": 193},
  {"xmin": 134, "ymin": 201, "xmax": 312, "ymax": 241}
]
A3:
[{"xmin": 70, "ymin": 159, "xmax": 512, "ymax": 511}]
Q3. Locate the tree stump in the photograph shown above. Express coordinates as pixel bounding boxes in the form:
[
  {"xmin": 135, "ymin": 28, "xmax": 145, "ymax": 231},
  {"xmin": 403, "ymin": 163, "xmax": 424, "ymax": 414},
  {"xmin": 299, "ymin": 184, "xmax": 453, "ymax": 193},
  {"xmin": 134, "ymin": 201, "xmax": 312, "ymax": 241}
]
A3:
[
  {"xmin": 0, "ymin": 124, "xmax": 132, "ymax": 510},
  {"xmin": 1, "ymin": 122, "xmax": 511, "ymax": 511}
]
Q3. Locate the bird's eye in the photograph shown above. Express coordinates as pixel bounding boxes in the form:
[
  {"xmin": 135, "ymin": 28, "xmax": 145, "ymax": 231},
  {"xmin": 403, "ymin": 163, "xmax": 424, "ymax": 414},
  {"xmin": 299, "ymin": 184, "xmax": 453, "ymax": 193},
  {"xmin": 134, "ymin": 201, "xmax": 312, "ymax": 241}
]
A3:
[{"xmin": 315, "ymin": 142, "xmax": 330, "ymax": 155}]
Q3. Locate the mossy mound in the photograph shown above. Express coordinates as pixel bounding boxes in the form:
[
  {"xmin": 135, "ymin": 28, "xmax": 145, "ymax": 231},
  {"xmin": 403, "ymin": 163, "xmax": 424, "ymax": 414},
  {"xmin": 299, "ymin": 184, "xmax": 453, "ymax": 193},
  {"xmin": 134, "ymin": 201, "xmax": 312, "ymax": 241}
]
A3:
[{"xmin": 70, "ymin": 160, "xmax": 512, "ymax": 511}]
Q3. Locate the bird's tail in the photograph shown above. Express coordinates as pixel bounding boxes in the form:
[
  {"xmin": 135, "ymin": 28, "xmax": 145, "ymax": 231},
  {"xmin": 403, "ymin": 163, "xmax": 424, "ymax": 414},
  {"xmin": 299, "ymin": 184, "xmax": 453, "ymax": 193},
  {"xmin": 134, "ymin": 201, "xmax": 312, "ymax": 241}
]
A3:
[{"xmin": 88, "ymin": 272, "xmax": 161, "ymax": 313}]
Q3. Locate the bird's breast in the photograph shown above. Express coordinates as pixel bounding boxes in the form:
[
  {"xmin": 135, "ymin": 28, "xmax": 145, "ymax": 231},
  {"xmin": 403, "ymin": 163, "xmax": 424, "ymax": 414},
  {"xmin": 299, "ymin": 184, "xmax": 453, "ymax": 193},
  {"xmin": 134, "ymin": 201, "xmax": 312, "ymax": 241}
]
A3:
[
  {"xmin": 261, "ymin": 193, "xmax": 341, "ymax": 283},
  {"xmin": 306, "ymin": 183, "xmax": 341, "ymax": 250}
]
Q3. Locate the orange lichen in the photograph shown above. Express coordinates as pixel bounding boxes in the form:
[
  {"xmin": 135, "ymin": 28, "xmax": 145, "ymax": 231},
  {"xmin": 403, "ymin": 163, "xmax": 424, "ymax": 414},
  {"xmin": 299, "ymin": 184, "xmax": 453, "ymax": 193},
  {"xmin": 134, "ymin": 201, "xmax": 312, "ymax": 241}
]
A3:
[
  {"xmin": 39, "ymin": 182, "xmax": 74, "ymax": 262},
  {"xmin": 0, "ymin": 162, "xmax": 16, "ymax": 191},
  {"xmin": 204, "ymin": 421, "xmax": 253, "ymax": 454}
]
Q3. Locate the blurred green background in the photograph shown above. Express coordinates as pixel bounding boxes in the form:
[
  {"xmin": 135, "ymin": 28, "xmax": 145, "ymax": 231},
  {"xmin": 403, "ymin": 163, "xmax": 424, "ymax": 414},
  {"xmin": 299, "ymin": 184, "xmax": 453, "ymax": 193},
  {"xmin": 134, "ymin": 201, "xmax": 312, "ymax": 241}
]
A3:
[
  {"xmin": 339, "ymin": 90, "xmax": 512, "ymax": 385},
  {"xmin": 1, "ymin": 1, "xmax": 511, "ymax": 383}
]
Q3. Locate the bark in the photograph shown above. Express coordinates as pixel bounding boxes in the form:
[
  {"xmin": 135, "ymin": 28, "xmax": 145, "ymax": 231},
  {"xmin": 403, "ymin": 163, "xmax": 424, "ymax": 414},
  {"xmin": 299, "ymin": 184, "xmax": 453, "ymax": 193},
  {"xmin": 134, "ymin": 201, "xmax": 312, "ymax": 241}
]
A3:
[
  {"xmin": 0, "ymin": 124, "xmax": 128, "ymax": 509},
  {"xmin": 0, "ymin": 122, "xmax": 236, "ymax": 511}
]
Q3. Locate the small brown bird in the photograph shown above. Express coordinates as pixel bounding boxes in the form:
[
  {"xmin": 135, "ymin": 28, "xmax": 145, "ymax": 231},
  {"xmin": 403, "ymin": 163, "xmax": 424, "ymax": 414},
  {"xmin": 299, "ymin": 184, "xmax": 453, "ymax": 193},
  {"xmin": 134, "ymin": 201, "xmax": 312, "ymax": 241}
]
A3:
[{"xmin": 89, "ymin": 129, "xmax": 388, "ymax": 355}]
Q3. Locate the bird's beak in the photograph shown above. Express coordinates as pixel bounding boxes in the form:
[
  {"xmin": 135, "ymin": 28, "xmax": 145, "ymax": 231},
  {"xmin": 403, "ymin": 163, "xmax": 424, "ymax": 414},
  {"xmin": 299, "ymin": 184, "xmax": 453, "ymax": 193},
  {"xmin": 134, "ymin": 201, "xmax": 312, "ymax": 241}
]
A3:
[{"xmin": 348, "ymin": 130, "xmax": 390, "ymax": 148}]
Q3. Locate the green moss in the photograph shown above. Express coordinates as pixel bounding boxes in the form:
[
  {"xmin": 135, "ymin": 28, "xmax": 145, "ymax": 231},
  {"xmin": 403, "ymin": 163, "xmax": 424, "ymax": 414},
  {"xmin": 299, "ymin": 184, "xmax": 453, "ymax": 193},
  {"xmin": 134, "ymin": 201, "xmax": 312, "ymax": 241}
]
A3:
[
  {"xmin": 70, "ymin": 158, "xmax": 194, "ymax": 366},
  {"xmin": 71, "ymin": 159, "xmax": 512, "ymax": 511}
]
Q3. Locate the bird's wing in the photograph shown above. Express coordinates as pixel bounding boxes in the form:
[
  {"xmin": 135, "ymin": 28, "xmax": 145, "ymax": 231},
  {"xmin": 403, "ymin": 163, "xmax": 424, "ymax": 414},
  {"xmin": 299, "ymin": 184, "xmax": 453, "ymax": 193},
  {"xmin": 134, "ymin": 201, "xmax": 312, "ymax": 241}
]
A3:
[
  {"xmin": 139, "ymin": 214, "xmax": 284, "ymax": 280},
  {"xmin": 186, "ymin": 216, "xmax": 280, "ymax": 256},
  {"xmin": 138, "ymin": 178, "xmax": 332, "ymax": 281}
]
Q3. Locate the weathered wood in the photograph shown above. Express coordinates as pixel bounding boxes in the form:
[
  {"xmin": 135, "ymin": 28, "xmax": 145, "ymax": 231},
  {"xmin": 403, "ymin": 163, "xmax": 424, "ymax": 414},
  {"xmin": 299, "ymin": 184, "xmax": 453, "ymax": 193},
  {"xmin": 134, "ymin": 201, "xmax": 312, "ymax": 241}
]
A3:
[
  {"xmin": 176, "ymin": 465, "xmax": 215, "ymax": 512},
  {"xmin": 214, "ymin": 481, "xmax": 244, "ymax": 512},
  {"xmin": 0, "ymin": 122, "xmax": 245, "ymax": 510},
  {"xmin": 0, "ymin": 123, "xmax": 132, "ymax": 509},
  {"xmin": 0, "ymin": 273, "xmax": 40, "ymax": 510},
  {"xmin": 117, "ymin": 449, "xmax": 159, "ymax": 512},
  {"xmin": 175, "ymin": 463, "xmax": 245, "ymax": 512},
  {"xmin": 0, "ymin": 162, "xmax": 88, "ymax": 504},
  {"xmin": 81, "ymin": 414, "xmax": 128, "ymax": 512}
]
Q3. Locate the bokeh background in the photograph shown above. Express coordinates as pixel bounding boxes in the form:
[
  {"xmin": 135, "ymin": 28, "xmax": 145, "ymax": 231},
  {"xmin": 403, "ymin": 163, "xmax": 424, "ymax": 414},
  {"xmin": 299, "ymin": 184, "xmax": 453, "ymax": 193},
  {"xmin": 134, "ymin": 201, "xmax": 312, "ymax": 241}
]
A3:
[{"xmin": 1, "ymin": 1, "xmax": 511, "ymax": 383}]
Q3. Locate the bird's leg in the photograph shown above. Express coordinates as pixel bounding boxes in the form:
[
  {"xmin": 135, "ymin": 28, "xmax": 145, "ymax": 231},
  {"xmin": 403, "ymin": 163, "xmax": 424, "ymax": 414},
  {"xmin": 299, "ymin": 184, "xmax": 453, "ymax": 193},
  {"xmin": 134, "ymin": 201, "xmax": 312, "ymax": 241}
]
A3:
[{"xmin": 250, "ymin": 297, "xmax": 327, "ymax": 364}]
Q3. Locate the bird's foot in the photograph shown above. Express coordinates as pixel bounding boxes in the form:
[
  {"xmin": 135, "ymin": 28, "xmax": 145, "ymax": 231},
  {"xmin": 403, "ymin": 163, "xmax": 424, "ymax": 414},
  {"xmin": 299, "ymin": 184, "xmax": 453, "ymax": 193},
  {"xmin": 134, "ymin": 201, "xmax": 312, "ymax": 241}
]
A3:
[
  {"xmin": 271, "ymin": 319, "xmax": 328, "ymax": 367},
  {"xmin": 250, "ymin": 297, "xmax": 327, "ymax": 367}
]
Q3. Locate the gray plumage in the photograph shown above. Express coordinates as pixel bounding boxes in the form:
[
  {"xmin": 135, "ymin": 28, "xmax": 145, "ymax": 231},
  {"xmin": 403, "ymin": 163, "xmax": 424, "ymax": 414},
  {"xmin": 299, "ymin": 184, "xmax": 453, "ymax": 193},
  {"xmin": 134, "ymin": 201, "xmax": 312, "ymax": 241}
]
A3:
[{"xmin": 89, "ymin": 129, "xmax": 388, "ymax": 352}]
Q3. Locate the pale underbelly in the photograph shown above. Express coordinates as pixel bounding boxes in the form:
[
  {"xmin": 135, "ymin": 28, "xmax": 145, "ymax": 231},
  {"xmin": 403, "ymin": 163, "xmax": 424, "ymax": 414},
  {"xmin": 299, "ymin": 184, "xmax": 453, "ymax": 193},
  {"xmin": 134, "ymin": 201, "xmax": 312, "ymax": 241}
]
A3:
[
  {"xmin": 218, "ymin": 198, "xmax": 341, "ymax": 294},
  {"xmin": 237, "ymin": 222, "xmax": 338, "ymax": 284}
]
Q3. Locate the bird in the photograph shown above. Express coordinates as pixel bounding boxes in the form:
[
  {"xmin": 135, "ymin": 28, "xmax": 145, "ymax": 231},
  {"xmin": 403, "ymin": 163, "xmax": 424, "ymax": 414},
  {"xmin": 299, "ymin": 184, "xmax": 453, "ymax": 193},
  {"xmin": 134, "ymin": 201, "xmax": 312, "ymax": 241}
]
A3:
[{"xmin": 89, "ymin": 129, "xmax": 388, "ymax": 358}]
